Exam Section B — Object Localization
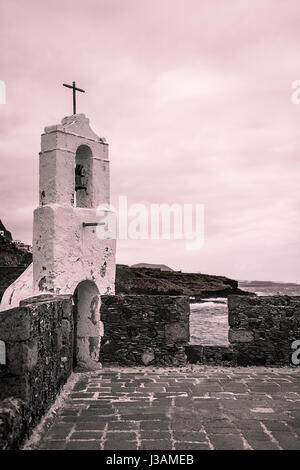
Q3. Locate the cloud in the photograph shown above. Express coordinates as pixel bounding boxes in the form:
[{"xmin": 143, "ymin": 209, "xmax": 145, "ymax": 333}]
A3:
[{"xmin": 0, "ymin": 0, "xmax": 300, "ymax": 282}]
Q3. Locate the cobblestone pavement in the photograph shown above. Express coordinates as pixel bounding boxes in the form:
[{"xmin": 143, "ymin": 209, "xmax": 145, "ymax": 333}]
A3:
[{"xmin": 31, "ymin": 366, "xmax": 300, "ymax": 450}]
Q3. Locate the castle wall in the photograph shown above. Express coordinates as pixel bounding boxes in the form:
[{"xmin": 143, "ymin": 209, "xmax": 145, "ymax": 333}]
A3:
[
  {"xmin": 100, "ymin": 294, "xmax": 190, "ymax": 366},
  {"xmin": 228, "ymin": 295, "xmax": 300, "ymax": 366},
  {"xmin": 0, "ymin": 296, "xmax": 73, "ymax": 449}
]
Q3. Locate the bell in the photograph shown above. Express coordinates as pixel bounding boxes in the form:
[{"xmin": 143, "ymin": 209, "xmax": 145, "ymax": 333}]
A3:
[{"xmin": 75, "ymin": 164, "xmax": 86, "ymax": 191}]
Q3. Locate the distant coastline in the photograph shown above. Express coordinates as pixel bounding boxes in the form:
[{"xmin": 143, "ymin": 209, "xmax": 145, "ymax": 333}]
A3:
[{"xmin": 238, "ymin": 280, "xmax": 300, "ymax": 297}]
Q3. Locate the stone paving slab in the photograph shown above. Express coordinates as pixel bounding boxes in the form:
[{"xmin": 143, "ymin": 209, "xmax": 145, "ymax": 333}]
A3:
[{"xmin": 28, "ymin": 366, "xmax": 300, "ymax": 450}]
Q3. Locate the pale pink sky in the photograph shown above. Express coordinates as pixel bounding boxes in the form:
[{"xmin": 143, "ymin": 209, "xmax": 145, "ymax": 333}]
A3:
[{"xmin": 0, "ymin": 0, "xmax": 300, "ymax": 282}]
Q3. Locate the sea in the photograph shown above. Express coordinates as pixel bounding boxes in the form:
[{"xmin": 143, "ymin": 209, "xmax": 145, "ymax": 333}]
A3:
[{"xmin": 189, "ymin": 280, "xmax": 300, "ymax": 346}]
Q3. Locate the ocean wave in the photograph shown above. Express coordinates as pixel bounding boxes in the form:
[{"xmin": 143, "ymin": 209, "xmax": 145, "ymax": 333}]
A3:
[{"xmin": 190, "ymin": 301, "xmax": 227, "ymax": 310}]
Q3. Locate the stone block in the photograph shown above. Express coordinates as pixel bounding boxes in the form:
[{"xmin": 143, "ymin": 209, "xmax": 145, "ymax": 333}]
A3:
[
  {"xmin": 6, "ymin": 340, "xmax": 38, "ymax": 375},
  {"xmin": 0, "ymin": 307, "xmax": 31, "ymax": 342},
  {"xmin": 141, "ymin": 349, "xmax": 155, "ymax": 365},
  {"xmin": 61, "ymin": 297, "xmax": 73, "ymax": 319},
  {"xmin": 165, "ymin": 322, "xmax": 189, "ymax": 345},
  {"xmin": 0, "ymin": 376, "xmax": 30, "ymax": 401},
  {"xmin": 185, "ymin": 345, "xmax": 203, "ymax": 364},
  {"xmin": 229, "ymin": 329, "xmax": 253, "ymax": 343}
]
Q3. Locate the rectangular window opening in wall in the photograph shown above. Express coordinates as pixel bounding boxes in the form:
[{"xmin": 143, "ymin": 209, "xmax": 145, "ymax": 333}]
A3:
[
  {"xmin": 0, "ymin": 340, "xmax": 6, "ymax": 365},
  {"xmin": 189, "ymin": 297, "xmax": 229, "ymax": 346}
]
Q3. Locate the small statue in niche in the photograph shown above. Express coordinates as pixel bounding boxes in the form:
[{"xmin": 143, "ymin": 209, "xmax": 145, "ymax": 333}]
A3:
[{"xmin": 75, "ymin": 164, "xmax": 86, "ymax": 191}]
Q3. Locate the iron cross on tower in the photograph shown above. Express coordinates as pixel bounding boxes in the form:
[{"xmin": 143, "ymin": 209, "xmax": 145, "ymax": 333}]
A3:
[{"xmin": 63, "ymin": 81, "xmax": 85, "ymax": 115}]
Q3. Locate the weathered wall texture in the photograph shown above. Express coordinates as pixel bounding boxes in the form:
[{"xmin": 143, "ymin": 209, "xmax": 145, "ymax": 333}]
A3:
[
  {"xmin": 185, "ymin": 345, "xmax": 237, "ymax": 366},
  {"xmin": 100, "ymin": 294, "xmax": 190, "ymax": 366},
  {"xmin": 0, "ymin": 296, "xmax": 73, "ymax": 449},
  {"xmin": 0, "ymin": 398, "xmax": 26, "ymax": 450},
  {"xmin": 186, "ymin": 295, "xmax": 300, "ymax": 366},
  {"xmin": 228, "ymin": 295, "xmax": 300, "ymax": 366}
]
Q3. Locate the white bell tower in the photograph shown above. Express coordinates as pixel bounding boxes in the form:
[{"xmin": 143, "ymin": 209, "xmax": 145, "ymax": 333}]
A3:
[
  {"xmin": 32, "ymin": 113, "xmax": 116, "ymax": 368},
  {"xmin": 33, "ymin": 113, "xmax": 116, "ymax": 297}
]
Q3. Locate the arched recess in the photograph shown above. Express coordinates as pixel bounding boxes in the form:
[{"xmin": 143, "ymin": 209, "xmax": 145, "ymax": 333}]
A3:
[
  {"xmin": 73, "ymin": 280, "xmax": 102, "ymax": 368},
  {"xmin": 75, "ymin": 144, "xmax": 93, "ymax": 208}
]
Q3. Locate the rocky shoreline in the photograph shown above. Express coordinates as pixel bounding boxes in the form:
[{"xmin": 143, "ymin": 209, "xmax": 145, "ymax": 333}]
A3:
[{"xmin": 116, "ymin": 265, "xmax": 253, "ymax": 299}]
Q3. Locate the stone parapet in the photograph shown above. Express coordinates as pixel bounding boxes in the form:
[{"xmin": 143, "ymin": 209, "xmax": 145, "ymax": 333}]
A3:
[
  {"xmin": 0, "ymin": 296, "xmax": 73, "ymax": 449},
  {"xmin": 100, "ymin": 294, "xmax": 190, "ymax": 366}
]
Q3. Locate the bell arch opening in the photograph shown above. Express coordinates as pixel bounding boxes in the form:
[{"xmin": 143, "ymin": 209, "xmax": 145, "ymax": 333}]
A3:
[
  {"xmin": 73, "ymin": 280, "xmax": 102, "ymax": 369},
  {"xmin": 75, "ymin": 144, "xmax": 93, "ymax": 208}
]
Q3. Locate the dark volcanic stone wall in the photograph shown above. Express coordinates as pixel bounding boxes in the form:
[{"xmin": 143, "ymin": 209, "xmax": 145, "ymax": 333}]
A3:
[
  {"xmin": 0, "ymin": 296, "xmax": 73, "ymax": 449},
  {"xmin": 228, "ymin": 295, "xmax": 300, "ymax": 366},
  {"xmin": 100, "ymin": 295, "xmax": 190, "ymax": 366}
]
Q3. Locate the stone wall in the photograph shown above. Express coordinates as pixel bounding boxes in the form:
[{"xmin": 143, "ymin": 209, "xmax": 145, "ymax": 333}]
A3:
[
  {"xmin": 100, "ymin": 294, "xmax": 190, "ymax": 366},
  {"xmin": 185, "ymin": 345, "xmax": 237, "ymax": 366},
  {"xmin": 186, "ymin": 295, "xmax": 300, "ymax": 366},
  {"xmin": 228, "ymin": 295, "xmax": 300, "ymax": 366},
  {"xmin": 0, "ymin": 296, "xmax": 73, "ymax": 449}
]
